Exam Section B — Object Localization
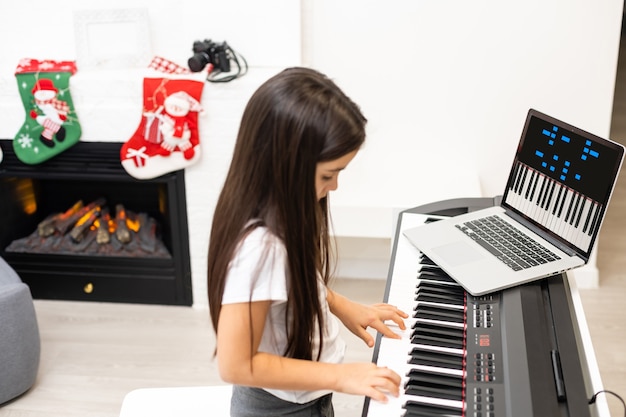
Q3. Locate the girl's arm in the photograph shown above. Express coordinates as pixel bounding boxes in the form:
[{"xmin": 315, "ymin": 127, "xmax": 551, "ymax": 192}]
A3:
[
  {"xmin": 216, "ymin": 300, "xmax": 401, "ymax": 403},
  {"xmin": 326, "ymin": 288, "xmax": 408, "ymax": 347}
]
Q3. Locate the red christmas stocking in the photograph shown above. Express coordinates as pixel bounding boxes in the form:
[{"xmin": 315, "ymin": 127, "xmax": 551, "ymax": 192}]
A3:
[
  {"xmin": 14, "ymin": 59, "xmax": 81, "ymax": 165},
  {"xmin": 121, "ymin": 57, "xmax": 206, "ymax": 179}
]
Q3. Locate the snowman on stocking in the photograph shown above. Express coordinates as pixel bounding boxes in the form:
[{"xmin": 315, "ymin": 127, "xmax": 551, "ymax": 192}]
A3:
[
  {"xmin": 31, "ymin": 78, "xmax": 69, "ymax": 147},
  {"xmin": 121, "ymin": 57, "xmax": 206, "ymax": 179}
]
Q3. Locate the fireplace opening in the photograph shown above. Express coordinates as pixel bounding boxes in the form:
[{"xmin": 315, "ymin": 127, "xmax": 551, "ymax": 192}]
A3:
[{"xmin": 0, "ymin": 139, "xmax": 193, "ymax": 306}]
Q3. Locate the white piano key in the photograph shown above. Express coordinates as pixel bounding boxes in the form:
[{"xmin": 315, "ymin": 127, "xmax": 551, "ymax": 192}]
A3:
[{"xmin": 413, "ymin": 317, "xmax": 465, "ymax": 330}]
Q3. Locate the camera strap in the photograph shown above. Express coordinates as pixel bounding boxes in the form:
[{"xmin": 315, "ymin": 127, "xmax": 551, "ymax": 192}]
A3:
[{"xmin": 207, "ymin": 43, "xmax": 248, "ymax": 83}]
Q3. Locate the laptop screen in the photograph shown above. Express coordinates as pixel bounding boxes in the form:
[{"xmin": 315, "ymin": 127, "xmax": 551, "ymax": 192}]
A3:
[{"xmin": 502, "ymin": 109, "xmax": 624, "ymax": 259}]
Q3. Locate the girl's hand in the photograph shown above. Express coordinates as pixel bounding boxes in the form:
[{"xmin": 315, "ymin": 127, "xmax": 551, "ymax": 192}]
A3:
[
  {"xmin": 327, "ymin": 289, "xmax": 408, "ymax": 347},
  {"xmin": 335, "ymin": 362, "xmax": 402, "ymax": 403}
]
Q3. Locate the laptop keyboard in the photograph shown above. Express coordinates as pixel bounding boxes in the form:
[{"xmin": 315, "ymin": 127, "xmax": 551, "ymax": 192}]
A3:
[{"xmin": 455, "ymin": 215, "xmax": 561, "ymax": 271}]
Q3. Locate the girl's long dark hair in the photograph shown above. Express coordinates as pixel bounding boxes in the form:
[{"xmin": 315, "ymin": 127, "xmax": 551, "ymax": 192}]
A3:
[{"xmin": 207, "ymin": 67, "xmax": 366, "ymax": 361}]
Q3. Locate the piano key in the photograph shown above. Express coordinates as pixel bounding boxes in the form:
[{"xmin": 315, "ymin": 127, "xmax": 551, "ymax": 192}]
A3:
[
  {"xmin": 539, "ymin": 179, "xmax": 554, "ymax": 222},
  {"xmin": 408, "ymin": 348, "xmax": 464, "ymax": 370},
  {"xmin": 564, "ymin": 190, "xmax": 576, "ymax": 224},
  {"xmin": 415, "ymin": 291, "xmax": 464, "ymax": 306},
  {"xmin": 414, "ymin": 305, "xmax": 465, "ymax": 323},
  {"xmin": 403, "ymin": 399, "xmax": 463, "ymax": 417},
  {"xmin": 540, "ymin": 177, "xmax": 552, "ymax": 209},
  {"xmin": 570, "ymin": 194, "xmax": 581, "ymax": 225},
  {"xmin": 557, "ymin": 186, "xmax": 569, "ymax": 218},
  {"xmin": 404, "ymin": 384, "xmax": 462, "ymax": 402},
  {"xmin": 418, "ymin": 269, "xmax": 456, "ymax": 284},
  {"xmin": 571, "ymin": 200, "xmax": 587, "ymax": 248},
  {"xmin": 411, "ymin": 333, "xmax": 464, "ymax": 349},
  {"xmin": 574, "ymin": 198, "xmax": 587, "ymax": 228},
  {"xmin": 550, "ymin": 184, "xmax": 567, "ymax": 231},
  {"xmin": 405, "ymin": 368, "xmax": 464, "ymax": 388},
  {"xmin": 588, "ymin": 203, "xmax": 602, "ymax": 237},
  {"xmin": 524, "ymin": 170, "xmax": 536, "ymax": 200},
  {"xmin": 535, "ymin": 175, "xmax": 547, "ymax": 208},
  {"xmin": 418, "ymin": 281, "xmax": 465, "ymax": 294},
  {"xmin": 552, "ymin": 184, "xmax": 564, "ymax": 215},
  {"xmin": 528, "ymin": 172, "xmax": 540, "ymax": 203},
  {"xmin": 512, "ymin": 162, "xmax": 523, "ymax": 194},
  {"xmin": 412, "ymin": 321, "xmax": 465, "ymax": 338},
  {"xmin": 513, "ymin": 165, "xmax": 530, "ymax": 209},
  {"xmin": 582, "ymin": 201, "xmax": 596, "ymax": 234},
  {"xmin": 555, "ymin": 189, "xmax": 573, "ymax": 237}
]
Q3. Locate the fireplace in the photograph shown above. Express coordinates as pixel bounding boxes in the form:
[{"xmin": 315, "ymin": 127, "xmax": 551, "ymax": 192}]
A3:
[{"xmin": 0, "ymin": 139, "xmax": 192, "ymax": 306}]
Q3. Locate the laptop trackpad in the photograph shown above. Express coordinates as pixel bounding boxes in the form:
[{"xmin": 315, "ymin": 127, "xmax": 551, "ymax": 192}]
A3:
[{"xmin": 432, "ymin": 241, "xmax": 484, "ymax": 266}]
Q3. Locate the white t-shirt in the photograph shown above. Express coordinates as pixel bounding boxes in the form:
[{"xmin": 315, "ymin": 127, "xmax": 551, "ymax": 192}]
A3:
[{"xmin": 222, "ymin": 226, "xmax": 346, "ymax": 404}]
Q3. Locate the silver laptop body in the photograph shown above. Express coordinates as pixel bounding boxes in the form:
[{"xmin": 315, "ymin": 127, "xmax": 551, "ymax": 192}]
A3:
[{"xmin": 403, "ymin": 109, "xmax": 624, "ymax": 295}]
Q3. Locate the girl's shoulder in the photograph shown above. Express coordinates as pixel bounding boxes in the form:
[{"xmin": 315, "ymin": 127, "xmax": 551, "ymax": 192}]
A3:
[{"xmin": 235, "ymin": 224, "xmax": 286, "ymax": 263}]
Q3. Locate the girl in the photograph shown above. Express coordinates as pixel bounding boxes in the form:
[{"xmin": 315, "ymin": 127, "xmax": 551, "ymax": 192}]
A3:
[{"xmin": 207, "ymin": 67, "xmax": 408, "ymax": 416}]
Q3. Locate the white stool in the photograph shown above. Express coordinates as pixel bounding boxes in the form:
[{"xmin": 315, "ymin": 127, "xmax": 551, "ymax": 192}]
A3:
[{"xmin": 119, "ymin": 385, "xmax": 232, "ymax": 417}]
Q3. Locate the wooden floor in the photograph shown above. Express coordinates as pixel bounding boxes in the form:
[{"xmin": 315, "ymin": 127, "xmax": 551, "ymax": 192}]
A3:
[{"xmin": 4, "ymin": 47, "xmax": 626, "ymax": 417}]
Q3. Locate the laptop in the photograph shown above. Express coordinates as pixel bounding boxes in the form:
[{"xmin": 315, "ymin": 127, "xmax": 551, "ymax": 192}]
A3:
[{"xmin": 403, "ymin": 108, "xmax": 625, "ymax": 295}]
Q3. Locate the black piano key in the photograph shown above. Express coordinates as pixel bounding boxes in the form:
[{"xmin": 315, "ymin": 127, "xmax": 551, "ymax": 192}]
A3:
[
  {"xmin": 552, "ymin": 185, "xmax": 564, "ymax": 215},
  {"xmin": 588, "ymin": 203, "xmax": 602, "ymax": 236},
  {"xmin": 411, "ymin": 333, "xmax": 463, "ymax": 349},
  {"xmin": 403, "ymin": 400, "xmax": 463, "ymax": 417},
  {"xmin": 564, "ymin": 192, "xmax": 576, "ymax": 223},
  {"xmin": 418, "ymin": 269, "xmax": 456, "ymax": 284},
  {"xmin": 416, "ymin": 292, "xmax": 464, "ymax": 306},
  {"xmin": 528, "ymin": 173, "xmax": 539, "ymax": 202},
  {"xmin": 518, "ymin": 165, "xmax": 529, "ymax": 195},
  {"xmin": 405, "ymin": 369, "xmax": 463, "ymax": 388},
  {"xmin": 412, "ymin": 328, "xmax": 465, "ymax": 348},
  {"xmin": 574, "ymin": 198, "xmax": 587, "ymax": 228},
  {"xmin": 525, "ymin": 170, "xmax": 536, "ymax": 199},
  {"xmin": 535, "ymin": 176, "xmax": 546, "ymax": 208},
  {"xmin": 513, "ymin": 163, "xmax": 523, "ymax": 193},
  {"xmin": 418, "ymin": 282, "xmax": 465, "ymax": 296},
  {"xmin": 569, "ymin": 194, "xmax": 582, "ymax": 225},
  {"xmin": 542, "ymin": 179, "xmax": 554, "ymax": 209},
  {"xmin": 408, "ymin": 347, "xmax": 464, "ymax": 370},
  {"xmin": 414, "ymin": 307, "xmax": 465, "ymax": 323},
  {"xmin": 582, "ymin": 201, "xmax": 596, "ymax": 233},
  {"xmin": 405, "ymin": 384, "xmax": 463, "ymax": 401},
  {"xmin": 412, "ymin": 321, "xmax": 464, "ymax": 335},
  {"xmin": 557, "ymin": 189, "xmax": 568, "ymax": 217}
]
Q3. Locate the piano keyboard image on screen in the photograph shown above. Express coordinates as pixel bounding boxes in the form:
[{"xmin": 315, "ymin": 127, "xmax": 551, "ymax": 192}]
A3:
[{"xmin": 504, "ymin": 161, "xmax": 602, "ymax": 252}]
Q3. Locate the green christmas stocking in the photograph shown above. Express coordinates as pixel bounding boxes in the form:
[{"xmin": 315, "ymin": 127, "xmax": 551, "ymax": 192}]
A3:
[{"xmin": 14, "ymin": 59, "xmax": 81, "ymax": 164}]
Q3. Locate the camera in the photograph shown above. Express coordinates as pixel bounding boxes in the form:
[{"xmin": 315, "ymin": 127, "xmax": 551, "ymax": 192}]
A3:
[{"xmin": 188, "ymin": 39, "xmax": 231, "ymax": 73}]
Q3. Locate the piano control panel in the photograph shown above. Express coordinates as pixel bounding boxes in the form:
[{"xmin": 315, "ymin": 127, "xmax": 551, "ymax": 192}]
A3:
[{"xmin": 466, "ymin": 296, "xmax": 505, "ymax": 417}]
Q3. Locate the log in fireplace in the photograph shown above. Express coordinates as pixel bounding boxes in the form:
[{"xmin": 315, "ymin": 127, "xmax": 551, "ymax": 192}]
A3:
[{"xmin": 0, "ymin": 139, "xmax": 192, "ymax": 305}]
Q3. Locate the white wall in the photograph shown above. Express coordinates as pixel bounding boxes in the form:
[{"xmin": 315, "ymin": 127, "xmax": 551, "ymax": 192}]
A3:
[
  {"xmin": 0, "ymin": 0, "xmax": 622, "ymax": 307},
  {"xmin": 306, "ymin": 0, "xmax": 623, "ymax": 230}
]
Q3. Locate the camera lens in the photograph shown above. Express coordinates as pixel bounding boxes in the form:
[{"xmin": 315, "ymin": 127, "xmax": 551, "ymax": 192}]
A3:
[{"xmin": 188, "ymin": 52, "xmax": 210, "ymax": 72}]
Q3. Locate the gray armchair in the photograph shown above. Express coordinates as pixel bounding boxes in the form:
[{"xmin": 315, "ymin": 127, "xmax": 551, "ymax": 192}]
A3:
[{"xmin": 0, "ymin": 257, "xmax": 40, "ymax": 405}]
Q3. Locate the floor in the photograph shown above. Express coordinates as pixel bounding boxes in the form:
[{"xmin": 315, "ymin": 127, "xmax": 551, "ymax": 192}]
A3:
[{"xmin": 3, "ymin": 43, "xmax": 626, "ymax": 417}]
